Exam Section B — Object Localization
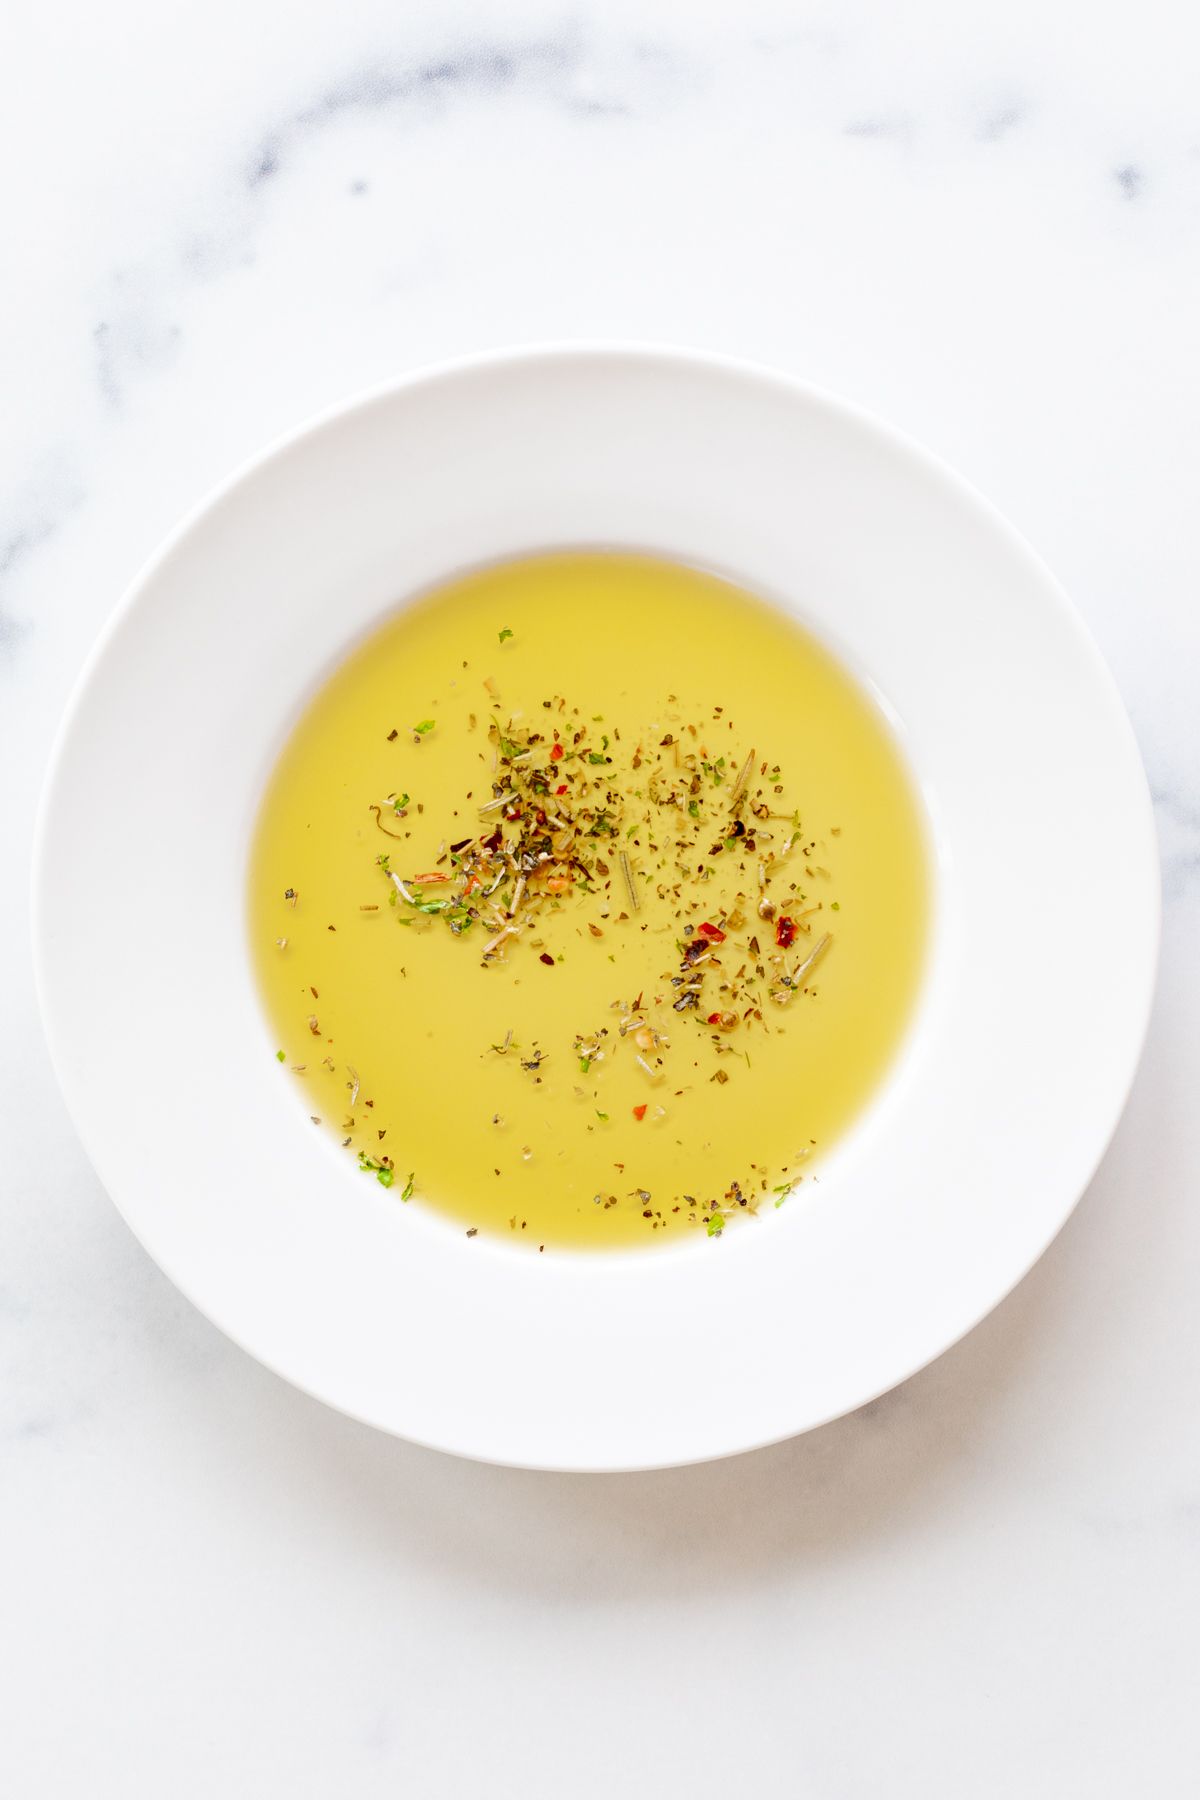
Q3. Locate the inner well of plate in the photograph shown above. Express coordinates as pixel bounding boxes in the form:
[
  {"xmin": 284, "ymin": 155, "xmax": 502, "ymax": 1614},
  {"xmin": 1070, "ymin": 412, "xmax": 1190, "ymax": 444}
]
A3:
[{"xmin": 247, "ymin": 549, "xmax": 930, "ymax": 1251}]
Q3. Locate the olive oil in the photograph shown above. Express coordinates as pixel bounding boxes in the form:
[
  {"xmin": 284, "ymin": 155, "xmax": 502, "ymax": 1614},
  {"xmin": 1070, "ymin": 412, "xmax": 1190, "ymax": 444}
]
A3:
[{"xmin": 249, "ymin": 553, "xmax": 927, "ymax": 1249}]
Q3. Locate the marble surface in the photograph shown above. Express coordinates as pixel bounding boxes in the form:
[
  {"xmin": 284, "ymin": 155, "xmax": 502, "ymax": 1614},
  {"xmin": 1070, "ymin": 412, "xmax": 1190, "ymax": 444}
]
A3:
[{"xmin": 3, "ymin": 1, "xmax": 1198, "ymax": 1791}]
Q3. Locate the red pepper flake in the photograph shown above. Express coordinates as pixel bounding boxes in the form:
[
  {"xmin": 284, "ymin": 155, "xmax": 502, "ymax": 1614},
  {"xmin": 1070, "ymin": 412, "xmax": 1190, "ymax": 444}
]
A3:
[
  {"xmin": 775, "ymin": 915, "xmax": 797, "ymax": 949},
  {"xmin": 550, "ymin": 743, "xmax": 564, "ymax": 762},
  {"xmin": 707, "ymin": 1012, "xmax": 721, "ymax": 1025},
  {"xmin": 697, "ymin": 921, "xmax": 726, "ymax": 943},
  {"xmin": 539, "ymin": 952, "xmax": 555, "ymax": 966},
  {"xmin": 555, "ymin": 783, "xmax": 568, "ymax": 795},
  {"xmin": 632, "ymin": 1104, "xmax": 647, "ymax": 1121}
]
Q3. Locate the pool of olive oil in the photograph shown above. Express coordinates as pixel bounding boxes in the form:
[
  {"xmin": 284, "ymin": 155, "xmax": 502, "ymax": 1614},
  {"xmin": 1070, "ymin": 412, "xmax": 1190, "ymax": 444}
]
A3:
[{"xmin": 249, "ymin": 553, "xmax": 928, "ymax": 1250}]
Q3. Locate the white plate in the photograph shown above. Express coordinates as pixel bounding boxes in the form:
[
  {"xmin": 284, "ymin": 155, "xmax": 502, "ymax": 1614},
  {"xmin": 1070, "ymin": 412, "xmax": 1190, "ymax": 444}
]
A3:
[{"xmin": 32, "ymin": 347, "xmax": 1159, "ymax": 1471}]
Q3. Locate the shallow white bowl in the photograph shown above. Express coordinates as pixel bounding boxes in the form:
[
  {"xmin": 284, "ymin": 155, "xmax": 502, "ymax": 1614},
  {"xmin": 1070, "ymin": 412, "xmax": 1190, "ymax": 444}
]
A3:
[{"xmin": 33, "ymin": 347, "xmax": 1158, "ymax": 1471}]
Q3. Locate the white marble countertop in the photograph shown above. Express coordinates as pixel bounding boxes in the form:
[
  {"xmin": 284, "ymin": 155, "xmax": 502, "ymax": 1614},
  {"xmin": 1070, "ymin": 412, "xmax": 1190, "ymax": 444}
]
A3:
[{"xmin": 3, "ymin": 2, "xmax": 1197, "ymax": 1791}]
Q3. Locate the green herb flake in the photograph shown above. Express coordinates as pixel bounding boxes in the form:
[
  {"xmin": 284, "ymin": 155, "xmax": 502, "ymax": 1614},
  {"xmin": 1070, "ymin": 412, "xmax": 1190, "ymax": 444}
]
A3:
[
  {"xmin": 357, "ymin": 1151, "xmax": 395, "ymax": 1189},
  {"xmin": 498, "ymin": 627, "xmax": 514, "ymax": 644},
  {"xmin": 400, "ymin": 1172, "xmax": 415, "ymax": 1202},
  {"xmin": 275, "ymin": 1049, "xmax": 286, "ymax": 1062},
  {"xmin": 706, "ymin": 1213, "xmax": 725, "ymax": 1238},
  {"xmin": 414, "ymin": 720, "xmax": 436, "ymax": 735}
]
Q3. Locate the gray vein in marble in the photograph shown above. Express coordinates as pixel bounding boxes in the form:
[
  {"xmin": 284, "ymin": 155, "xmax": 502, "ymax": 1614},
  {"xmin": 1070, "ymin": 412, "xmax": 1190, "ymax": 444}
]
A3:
[
  {"xmin": 4, "ymin": 1414, "xmax": 56, "ymax": 1444},
  {"xmin": 1114, "ymin": 163, "xmax": 1145, "ymax": 200},
  {"xmin": 0, "ymin": 592, "xmax": 30, "ymax": 662},
  {"xmin": 0, "ymin": 479, "xmax": 84, "ymax": 661},
  {"xmin": 1153, "ymin": 787, "xmax": 1200, "ymax": 900},
  {"xmin": 244, "ymin": 40, "xmax": 580, "ymax": 190},
  {"xmin": 565, "ymin": 95, "xmax": 631, "ymax": 118},
  {"xmin": 237, "ymin": 33, "xmax": 699, "ymax": 194},
  {"xmin": 977, "ymin": 102, "xmax": 1028, "ymax": 143},
  {"xmin": 0, "ymin": 530, "xmax": 45, "ymax": 580},
  {"xmin": 844, "ymin": 114, "xmax": 914, "ymax": 144},
  {"xmin": 93, "ymin": 277, "xmax": 184, "ymax": 413}
]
